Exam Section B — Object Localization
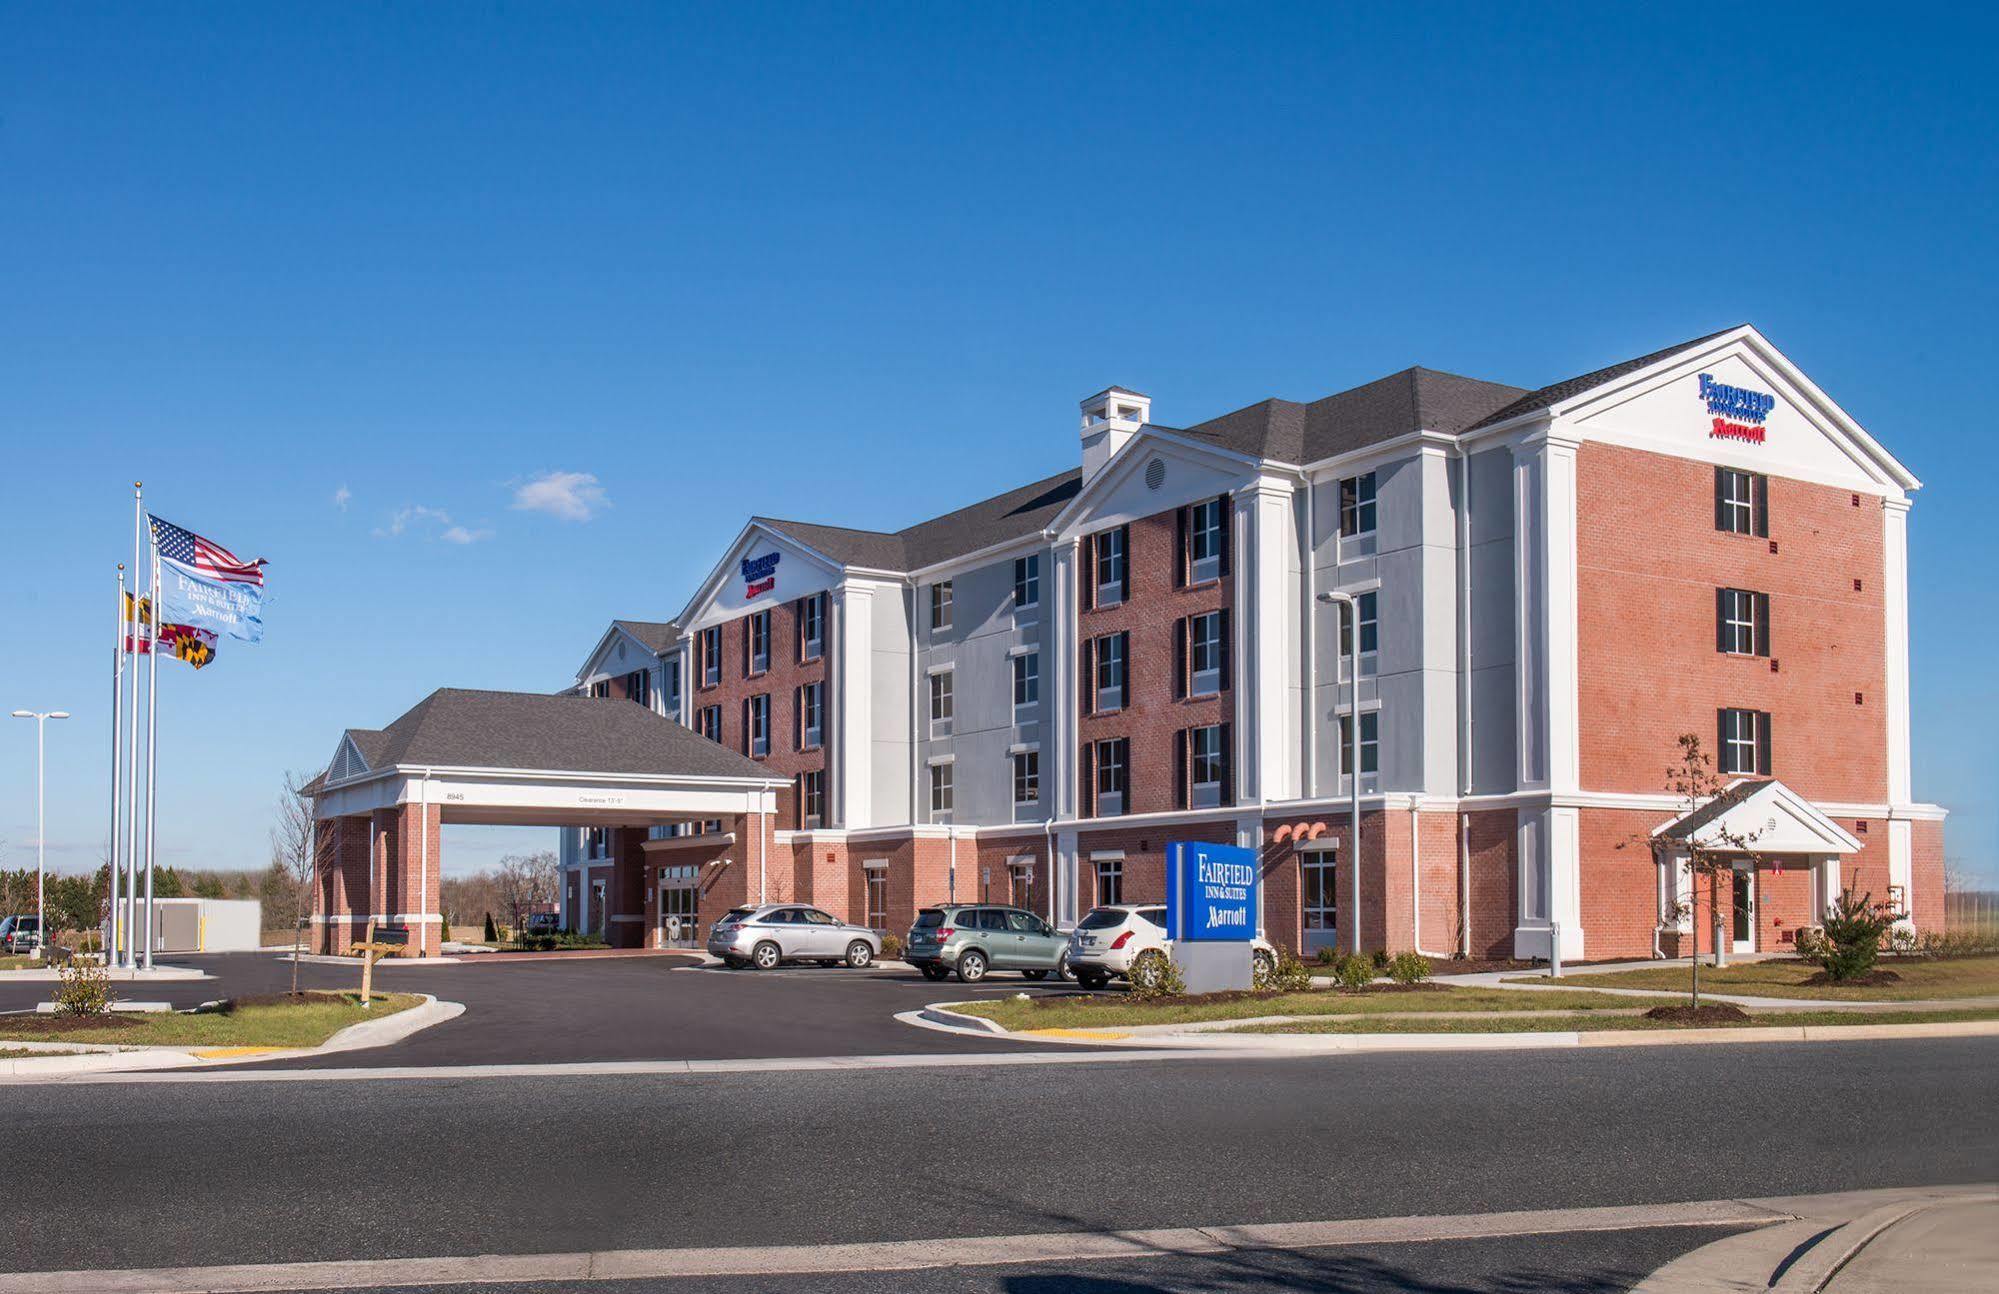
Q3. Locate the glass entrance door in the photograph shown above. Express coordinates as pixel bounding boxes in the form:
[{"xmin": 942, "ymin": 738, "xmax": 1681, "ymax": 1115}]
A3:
[
  {"xmin": 1731, "ymin": 868, "xmax": 1755, "ymax": 953},
  {"xmin": 657, "ymin": 864, "xmax": 700, "ymax": 947}
]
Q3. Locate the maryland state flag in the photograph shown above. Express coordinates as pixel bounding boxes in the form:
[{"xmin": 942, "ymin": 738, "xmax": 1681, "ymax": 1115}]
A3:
[{"xmin": 123, "ymin": 592, "xmax": 218, "ymax": 669}]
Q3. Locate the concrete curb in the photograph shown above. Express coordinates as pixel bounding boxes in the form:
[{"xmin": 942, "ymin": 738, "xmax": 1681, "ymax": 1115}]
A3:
[
  {"xmin": 0, "ymin": 965, "xmax": 210, "ymax": 983},
  {"xmin": 0, "ymin": 995, "xmax": 464, "ymax": 1080},
  {"xmin": 917, "ymin": 1003, "xmax": 1999, "ymax": 1053}
]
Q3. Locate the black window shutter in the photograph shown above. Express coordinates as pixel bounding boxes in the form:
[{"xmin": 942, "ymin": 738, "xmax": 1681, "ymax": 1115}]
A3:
[
  {"xmin": 1173, "ymin": 729, "xmax": 1188, "ymax": 810},
  {"xmin": 1715, "ymin": 588, "xmax": 1729, "ymax": 653},
  {"xmin": 1754, "ymin": 592, "xmax": 1771, "ymax": 658},
  {"xmin": 793, "ymin": 687, "xmax": 803, "ymax": 750},
  {"xmin": 1714, "ymin": 467, "xmax": 1729, "ymax": 532},
  {"xmin": 1080, "ymin": 638, "xmax": 1094, "ymax": 717},
  {"xmin": 1219, "ymin": 721, "xmax": 1234, "ymax": 805},
  {"xmin": 1758, "ymin": 712, "xmax": 1773, "ymax": 776},
  {"xmin": 1175, "ymin": 506, "xmax": 1189, "ymax": 588},
  {"xmin": 1717, "ymin": 709, "xmax": 1730, "ymax": 773},
  {"xmin": 743, "ymin": 698, "xmax": 751, "ymax": 754},
  {"xmin": 1752, "ymin": 474, "xmax": 1769, "ymax": 538},
  {"xmin": 1080, "ymin": 533, "xmax": 1095, "ymax": 611},
  {"xmin": 1119, "ymin": 631, "xmax": 1131, "ymax": 694},
  {"xmin": 1219, "ymin": 608, "xmax": 1233, "ymax": 691},
  {"xmin": 1119, "ymin": 525, "xmax": 1131, "ymax": 586},
  {"xmin": 1080, "ymin": 742, "xmax": 1096, "ymax": 817},
  {"xmin": 1217, "ymin": 496, "xmax": 1232, "ymax": 577},
  {"xmin": 1173, "ymin": 617, "xmax": 1188, "ymax": 700}
]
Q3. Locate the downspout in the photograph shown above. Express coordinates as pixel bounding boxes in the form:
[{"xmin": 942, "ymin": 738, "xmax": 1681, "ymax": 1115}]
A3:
[
  {"xmin": 948, "ymin": 828, "xmax": 957, "ymax": 903},
  {"xmin": 1044, "ymin": 817, "xmax": 1057, "ymax": 928},
  {"xmin": 1301, "ymin": 469, "xmax": 1317, "ymax": 797},
  {"xmin": 757, "ymin": 792, "xmax": 767, "ymax": 903},
  {"xmin": 1455, "ymin": 443, "xmax": 1474, "ymax": 959}
]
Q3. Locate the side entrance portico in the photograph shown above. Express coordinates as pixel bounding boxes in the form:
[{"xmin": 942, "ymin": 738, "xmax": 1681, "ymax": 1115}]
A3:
[{"xmin": 305, "ymin": 688, "xmax": 790, "ymax": 955}]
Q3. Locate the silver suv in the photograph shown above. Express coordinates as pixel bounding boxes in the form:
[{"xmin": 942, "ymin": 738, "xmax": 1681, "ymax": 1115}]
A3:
[
  {"xmin": 708, "ymin": 904, "xmax": 881, "ymax": 971},
  {"xmin": 905, "ymin": 905, "xmax": 1070, "ymax": 984}
]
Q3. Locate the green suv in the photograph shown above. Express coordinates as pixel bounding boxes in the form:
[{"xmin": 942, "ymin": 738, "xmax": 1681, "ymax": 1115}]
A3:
[{"xmin": 905, "ymin": 904, "xmax": 1070, "ymax": 984}]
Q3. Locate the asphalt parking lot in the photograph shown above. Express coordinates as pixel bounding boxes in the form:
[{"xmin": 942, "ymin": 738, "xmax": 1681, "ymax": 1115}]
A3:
[{"xmin": 0, "ymin": 950, "xmax": 1072, "ymax": 1067}]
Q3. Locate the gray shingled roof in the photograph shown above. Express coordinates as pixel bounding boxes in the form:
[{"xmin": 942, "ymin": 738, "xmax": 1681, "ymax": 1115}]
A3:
[
  {"xmin": 328, "ymin": 688, "xmax": 783, "ymax": 783},
  {"xmin": 754, "ymin": 467, "xmax": 1082, "ymax": 574},
  {"xmin": 611, "ymin": 619, "xmax": 681, "ymax": 655},
  {"xmin": 1465, "ymin": 326, "xmax": 1741, "ymax": 431}
]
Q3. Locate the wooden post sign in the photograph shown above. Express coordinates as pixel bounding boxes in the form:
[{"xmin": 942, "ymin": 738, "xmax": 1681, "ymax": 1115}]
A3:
[{"xmin": 352, "ymin": 919, "xmax": 410, "ymax": 1005}]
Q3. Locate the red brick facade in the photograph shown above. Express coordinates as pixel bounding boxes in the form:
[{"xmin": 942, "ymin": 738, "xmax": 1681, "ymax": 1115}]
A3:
[
  {"xmin": 312, "ymin": 803, "xmax": 443, "ymax": 956},
  {"xmin": 693, "ymin": 593, "xmax": 830, "ymax": 829}
]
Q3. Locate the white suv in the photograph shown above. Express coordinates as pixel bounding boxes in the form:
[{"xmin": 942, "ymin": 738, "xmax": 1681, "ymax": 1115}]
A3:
[{"xmin": 1066, "ymin": 905, "xmax": 1276, "ymax": 991}]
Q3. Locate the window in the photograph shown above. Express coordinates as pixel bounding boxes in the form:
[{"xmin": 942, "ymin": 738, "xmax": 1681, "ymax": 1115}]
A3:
[
  {"xmin": 585, "ymin": 827, "xmax": 609, "ymax": 858},
  {"xmin": 929, "ymin": 763, "xmax": 954, "ymax": 820},
  {"xmin": 748, "ymin": 610, "xmax": 771, "ymax": 675},
  {"xmin": 929, "ymin": 669, "xmax": 954, "ymax": 737},
  {"xmin": 1009, "ymin": 861, "xmax": 1034, "ymax": 911},
  {"xmin": 1012, "ymin": 750, "xmax": 1040, "ymax": 807},
  {"xmin": 700, "ymin": 626, "xmax": 721, "ymax": 687},
  {"xmin": 1013, "ymin": 554, "xmax": 1040, "ymax": 610},
  {"xmin": 1094, "ymin": 857, "xmax": 1124, "ymax": 907},
  {"xmin": 1302, "ymin": 857, "xmax": 1337, "ymax": 931},
  {"xmin": 1336, "ymin": 591, "xmax": 1379, "ymax": 678},
  {"xmin": 865, "ymin": 868, "xmax": 888, "ymax": 930},
  {"xmin": 799, "ymin": 593, "xmax": 824, "ymax": 662},
  {"xmin": 627, "ymin": 669, "xmax": 652, "ymax": 708},
  {"xmin": 664, "ymin": 658, "xmax": 681, "ymax": 717},
  {"xmin": 1337, "ymin": 711, "xmax": 1380, "ymax": 779},
  {"xmin": 1716, "ymin": 588, "xmax": 1770, "ymax": 657},
  {"xmin": 747, "ymin": 694, "xmax": 770, "ymax": 757},
  {"xmin": 1093, "ymin": 527, "xmax": 1128, "ymax": 605},
  {"xmin": 1094, "ymin": 632, "xmax": 1127, "ymax": 712},
  {"xmin": 798, "ymin": 680, "xmax": 824, "ymax": 749},
  {"xmin": 1012, "ymin": 651, "xmax": 1040, "ymax": 709},
  {"xmin": 1188, "ymin": 498, "xmax": 1224, "ymax": 584},
  {"xmin": 799, "ymin": 769, "xmax": 825, "ymax": 829},
  {"xmin": 1719, "ymin": 708, "xmax": 1772, "ymax": 775},
  {"xmin": 589, "ymin": 679, "xmax": 611, "ymax": 699},
  {"xmin": 696, "ymin": 705, "xmax": 722, "ymax": 743},
  {"xmin": 1095, "ymin": 738, "xmax": 1129, "ymax": 816},
  {"xmin": 1715, "ymin": 467, "xmax": 1768, "ymax": 537},
  {"xmin": 1189, "ymin": 611, "xmax": 1225, "ymax": 697},
  {"xmin": 1189, "ymin": 724, "xmax": 1225, "ymax": 809},
  {"xmin": 1339, "ymin": 471, "xmax": 1378, "ymax": 537},
  {"xmin": 929, "ymin": 581, "xmax": 953, "ymax": 632},
  {"xmin": 975, "ymin": 908, "xmax": 1009, "ymax": 931}
]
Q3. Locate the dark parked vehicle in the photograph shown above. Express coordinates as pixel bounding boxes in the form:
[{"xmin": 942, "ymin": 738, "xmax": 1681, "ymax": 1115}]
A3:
[
  {"xmin": 0, "ymin": 915, "xmax": 42, "ymax": 954},
  {"xmin": 904, "ymin": 904, "xmax": 1069, "ymax": 984}
]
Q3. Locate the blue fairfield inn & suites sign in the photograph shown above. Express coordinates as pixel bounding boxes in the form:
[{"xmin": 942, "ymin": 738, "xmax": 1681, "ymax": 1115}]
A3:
[{"xmin": 1166, "ymin": 841, "xmax": 1259, "ymax": 942}]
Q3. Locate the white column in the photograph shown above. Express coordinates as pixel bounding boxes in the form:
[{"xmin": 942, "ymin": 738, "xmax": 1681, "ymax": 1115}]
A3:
[
  {"xmin": 833, "ymin": 583, "xmax": 875, "ymax": 829},
  {"xmin": 1239, "ymin": 477, "xmax": 1298, "ymax": 803},
  {"xmin": 1882, "ymin": 498, "xmax": 1913, "ymax": 805},
  {"xmin": 1048, "ymin": 539, "xmax": 1078, "ymax": 821}
]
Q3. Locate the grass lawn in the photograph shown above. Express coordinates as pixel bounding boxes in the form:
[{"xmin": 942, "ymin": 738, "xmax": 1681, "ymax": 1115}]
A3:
[
  {"xmin": 1518, "ymin": 956, "xmax": 1999, "ymax": 1002},
  {"xmin": 950, "ymin": 984, "xmax": 1681, "ymax": 1032},
  {"xmin": 0, "ymin": 991, "xmax": 423, "ymax": 1049},
  {"xmin": 1228, "ymin": 1006, "xmax": 1999, "ymax": 1035},
  {"xmin": 0, "ymin": 956, "xmax": 35, "ymax": 971}
]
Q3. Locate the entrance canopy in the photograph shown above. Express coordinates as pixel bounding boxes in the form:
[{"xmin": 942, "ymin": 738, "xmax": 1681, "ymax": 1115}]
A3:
[
  {"xmin": 307, "ymin": 688, "xmax": 790, "ymax": 825},
  {"xmin": 1650, "ymin": 778, "xmax": 1863, "ymax": 855}
]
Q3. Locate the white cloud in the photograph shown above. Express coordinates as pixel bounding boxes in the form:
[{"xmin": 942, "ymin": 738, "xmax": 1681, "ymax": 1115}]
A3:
[
  {"xmin": 375, "ymin": 505, "xmax": 492, "ymax": 544},
  {"xmin": 512, "ymin": 470, "xmax": 608, "ymax": 522},
  {"xmin": 440, "ymin": 525, "xmax": 493, "ymax": 545},
  {"xmin": 333, "ymin": 485, "xmax": 352, "ymax": 511}
]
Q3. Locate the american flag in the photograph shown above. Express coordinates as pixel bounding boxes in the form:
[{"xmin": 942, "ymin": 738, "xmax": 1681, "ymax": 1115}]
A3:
[{"xmin": 149, "ymin": 514, "xmax": 266, "ymax": 586}]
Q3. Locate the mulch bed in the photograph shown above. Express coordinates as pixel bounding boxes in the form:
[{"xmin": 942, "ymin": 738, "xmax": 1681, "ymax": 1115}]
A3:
[
  {"xmin": 3, "ymin": 1014, "xmax": 136, "ymax": 1034},
  {"xmin": 1037, "ymin": 981, "xmax": 1448, "ymax": 1011},
  {"xmin": 1643, "ymin": 1003, "xmax": 1752, "ymax": 1025},
  {"xmin": 1801, "ymin": 969, "xmax": 1904, "ymax": 987}
]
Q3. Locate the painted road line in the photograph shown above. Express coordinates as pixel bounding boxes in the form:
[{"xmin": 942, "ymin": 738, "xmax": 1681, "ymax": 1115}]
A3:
[{"xmin": 0, "ymin": 1196, "xmax": 1795, "ymax": 1293}]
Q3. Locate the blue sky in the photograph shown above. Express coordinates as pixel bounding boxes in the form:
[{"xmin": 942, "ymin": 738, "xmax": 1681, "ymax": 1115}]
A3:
[{"xmin": 1, "ymin": 2, "xmax": 1993, "ymax": 882}]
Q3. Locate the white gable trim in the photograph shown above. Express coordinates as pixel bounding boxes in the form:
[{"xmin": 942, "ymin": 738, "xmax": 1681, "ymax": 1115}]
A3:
[
  {"xmin": 1651, "ymin": 779, "xmax": 1864, "ymax": 855},
  {"xmin": 1048, "ymin": 429, "xmax": 1262, "ymax": 540},
  {"xmin": 675, "ymin": 521, "xmax": 851, "ymax": 633},
  {"xmin": 575, "ymin": 622, "xmax": 671, "ymax": 687}
]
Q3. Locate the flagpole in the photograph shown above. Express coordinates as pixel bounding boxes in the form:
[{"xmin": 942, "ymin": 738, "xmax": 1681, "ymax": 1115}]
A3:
[
  {"xmin": 109, "ymin": 566, "xmax": 125, "ymax": 964},
  {"xmin": 125, "ymin": 483, "xmax": 144, "ymax": 970},
  {"xmin": 143, "ymin": 533, "xmax": 160, "ymax": 971}
]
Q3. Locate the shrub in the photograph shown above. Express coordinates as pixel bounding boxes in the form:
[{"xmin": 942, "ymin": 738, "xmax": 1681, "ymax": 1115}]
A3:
[
  {"xmin": 482, "ymin": 912, "xmax": 498, "ymax": 943},
  {"xmin": 1315, "ymin": 945, "xmax": 1340, "ymax": 966},
  {"xmin": 1886, "ymin": 925, "xmax": 1920, "ymax": 957},
  {"xmin": 1919, "ymin": 927, "xmax": 1999, "ymax": 960},
  {"xmin": 1793, "ymin": 927, "xmax": 1830, "ymax": 961},
  {"xmin": 1127, "ymin": 951, "xmax": 1185, "ymax": 1000},
  {"xmin": 1386, "ymin": 951, "xmax": 1432, "ymax": 985},
  {"xmin": 53, "ymin": 958, "xmax": 116, "ymax": 1017},
  {"xmin": 1813, "ymin": 890, "xmax": 1898, "ymax": 982},
  {"xmin": 1332, "ymin": 952, "xmax": 1376, "ymax": 991},
  {"xmin": 879, "ymin": 934, "xmax": 905, "ymax": 961},
  {"xmin": 1370, "ymin": 948, "xmax": 1392, "ymax": 972},
  {"xmin": 1256, "ymin": 949, "xmax": 1314, "ymax": 993}
]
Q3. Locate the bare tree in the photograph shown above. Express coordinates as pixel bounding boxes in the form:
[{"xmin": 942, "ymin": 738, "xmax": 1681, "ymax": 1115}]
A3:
[
  {"xmin": 1646, "ymin": 733, "xmax": 1770, "ymax": 1008},
  {"xmin": 494, "ymin": 852, "xmax": 559, "ymax": 947},
  {"xmin": 270, "ymin": 768, "xmax": 328, "ymax": 996}
]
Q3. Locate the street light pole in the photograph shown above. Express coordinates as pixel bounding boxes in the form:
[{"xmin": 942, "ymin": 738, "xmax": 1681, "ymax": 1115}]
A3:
[
  {"xmin": 11, "ymin": 709, "xmax": 71, "ymax": 961},
  {"xmin": 1315, "ymin": 592, "xmax": 1363, "ymax": 957}
]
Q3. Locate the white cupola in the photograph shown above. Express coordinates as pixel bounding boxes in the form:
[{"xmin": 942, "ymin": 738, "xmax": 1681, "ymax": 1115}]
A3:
[{"xmin": 1079, "ymin": 386, "xmax": 1151, "ymax": 483}]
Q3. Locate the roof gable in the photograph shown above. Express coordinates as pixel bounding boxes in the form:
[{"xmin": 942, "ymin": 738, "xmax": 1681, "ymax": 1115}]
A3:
[
  {"xmin": 577, "ymin": 620, "xmax": 679, "ymax": 686},
  {"xmin": 678, "ymin": 521, "xmax": 849, "ymax": 632},
  {"xmin": 1050, "ymin": 429, "xmax": 1261, "ymax": 539},
  {"xmin": 1653, "ymin": 778, "xmax": 1864, "ymax": 854}
]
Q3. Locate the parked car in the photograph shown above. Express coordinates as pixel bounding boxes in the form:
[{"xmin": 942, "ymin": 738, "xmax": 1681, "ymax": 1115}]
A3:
[
  {"xmin": 521, "ymin": 912, "xmax": 561, "ymax": 937},
  {"xmin": 1066, "ymin": 905, "xmax": 1277, "ymax": 991},
  {"xmin": 904, "ymin": 904, "xmax": 1071, "ymax": 984},
  {"xmin": 0, "ymin": 915, "xmax": 42, "ymax": 955},
  {"xmin": 708, "ymin": 904, "xmax": 881, "ymax": 970}
]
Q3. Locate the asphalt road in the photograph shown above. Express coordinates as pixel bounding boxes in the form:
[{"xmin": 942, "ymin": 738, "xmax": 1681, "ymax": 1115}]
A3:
[
  {"xmin": 4, "ymin": 1038, "xmax": 1994, "ymax": 1278},
  {"xmin": 0, "ymin": 951, "xmax": 1068, "ymax": 1063}
]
